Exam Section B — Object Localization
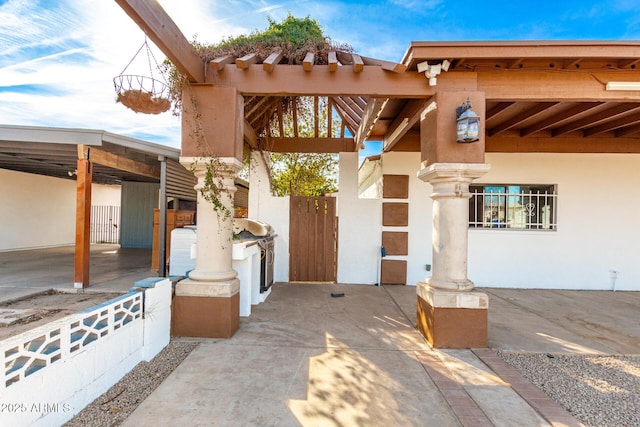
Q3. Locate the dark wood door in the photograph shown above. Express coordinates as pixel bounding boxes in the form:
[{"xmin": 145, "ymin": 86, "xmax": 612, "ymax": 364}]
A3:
[{"xmin": 289, "ymin": 196, "xmax": 337, "ymax": 282}]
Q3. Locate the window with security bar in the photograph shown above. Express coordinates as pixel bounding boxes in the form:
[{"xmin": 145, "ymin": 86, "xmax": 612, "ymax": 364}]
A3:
[{"xmin": 469, "ymin": 185, "xmax": 557, "ymax": 230}]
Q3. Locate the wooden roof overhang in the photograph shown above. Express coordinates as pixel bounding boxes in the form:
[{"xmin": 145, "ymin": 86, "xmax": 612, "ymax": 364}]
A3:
[
  {"xmin": 116, "ymin": 1, "xmax": 640, "ymax": 155},
  {"xmin": 396, "ymin": 41, "xmax": 640, "ymax": 154}
]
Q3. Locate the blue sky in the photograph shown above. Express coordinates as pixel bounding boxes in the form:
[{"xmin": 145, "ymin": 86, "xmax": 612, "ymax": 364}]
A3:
[{"xmin": 2, "ymin": 0, "xmax": 640, "ymax": 155}]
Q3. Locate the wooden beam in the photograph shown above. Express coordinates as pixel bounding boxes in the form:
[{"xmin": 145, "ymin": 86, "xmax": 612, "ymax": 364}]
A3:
[
  {"xmin": 328, "ymin": 51, "xmax": 338, "ymax": 72},
  {"xmin": 265, "ymin": 137, "xmax": 355, "ymax": 153},
  {"xmin": 74, "ymin": 158, "xmax": 92, "ymax": 288},
  {"xmin": 332, "ymin": 97, "xmax": 360, "ymax": 134},
  {"xmin": 383, "ymin": 99, "xmax": 428, "ymax": 151},
  {"xmin": 115, "ymin": 0, "xmax": 205, "ymax": 83},
  {"xmin": 487, "ymin": 135, "xmax": 640, "ymax": 153},
  {"xmin": 277, "ymin": 105, "xmax": 285, "ymax": 137},
  {"xmin": 619, "ymin": 58, "xmax": 640, "ymax": 69},
  {"xmin": 583, "ymin": 107, "xmax": 640, "ymax": 136},
  {"xmin": 211, "ymin": 55, "xmax": 234, "ymax": 71},
  {"xmin": 486, "ymin": 102, "xmax": 515, "ymax": 120},
  {"xmin": 355, "ymin": 98, "xmax": 388, "ymax": 149},
  {"xmin": 210, "ymin": 65, "xmax": 477, "ymax": 97},
  {"xmin": 361, "ymin": 56, "xmax": 407, "ymax": 73},
  {"xmin": 616, "ymin": 123, "xmax": 640, "ymax": 137},
  {"xmin": 478, "ymin": 70, "xmax": 640, "ymax": 101},
  {"xmin": 236, "ymin": 53, "xmax": 258, "ymax": 69},
  {"xmin": 303, "ymin": 52, "xmax": 314, "ymax": 71},
  {"xmin": 244, "ymin": 119, "xmax": 258, "ymax": 149},
  {"xmin": 552, "ymin": 103, "xmax": 638, "ymax": 136},
  {"xmin": 88, "ymin": 147, "xmax": 160, "ymax": 179},
  {"xmin": 488, "ymin": 102, "xmax": 558, "ymax": 136},
  {"xmin": 520, "ymin": 102, "xmax": 603, "ymax": 136},
  {"xmin": 313, "ymin": 96, "xmax": 319, "ymax": 138},
  {"xmin": 263, "ymin": 50, "xmax": 284, "ymax": 73},
  {"xmin": 327, "ymin": 98, "xmax": 333, "ymax": 138},
  {"xmin": 352, "ymin": 54, "xmax": 364, "ymax": 73},
  {"xmin": 292, "ymin": 97, "xmax": 299, "ymax": 137}
]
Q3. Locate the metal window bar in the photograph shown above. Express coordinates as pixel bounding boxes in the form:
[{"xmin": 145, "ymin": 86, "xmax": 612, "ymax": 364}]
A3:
[
  {"xmin": 469, "ymin": 189, "xmax": 557, "ymax": 230},
  {"xmin": 90, "ymin": 205, "xmax": 121, "ymax": 244}
]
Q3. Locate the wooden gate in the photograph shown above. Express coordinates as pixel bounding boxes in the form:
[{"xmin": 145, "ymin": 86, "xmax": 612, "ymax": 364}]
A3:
[{"xmin": 289, "ymin": 196, "xmax": 338, "ymax": 282}]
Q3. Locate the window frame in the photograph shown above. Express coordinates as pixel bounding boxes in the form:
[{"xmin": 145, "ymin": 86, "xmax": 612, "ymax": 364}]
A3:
[{"xmin": 469, "ymin": 184, "xmax": 558, "ymax": 231}]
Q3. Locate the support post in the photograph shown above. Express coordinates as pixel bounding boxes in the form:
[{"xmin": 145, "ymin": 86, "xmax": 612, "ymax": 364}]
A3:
[
  {"xmin": 417, "ymin": 163, "xmax": 490, "ymax": 348},
  {"xmin": 416, "ymin": 90, "xmax": 490, "ymax": 348},
  {"xmin": 172, "ymin": 85, "xmax": 244, "ymax": 339},
  {"xmin": 158, "ymin": 155, "xmax": 167, "ymax": 277},
  {"xmin": 74, "ymin": 158, "xmax": 92, "ymax": 288}
]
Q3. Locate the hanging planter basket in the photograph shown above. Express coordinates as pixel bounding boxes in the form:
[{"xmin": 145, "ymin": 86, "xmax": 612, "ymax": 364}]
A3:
[{"xmin": 113, "ymin": 38, "xmax": 171, "ymax": 115}]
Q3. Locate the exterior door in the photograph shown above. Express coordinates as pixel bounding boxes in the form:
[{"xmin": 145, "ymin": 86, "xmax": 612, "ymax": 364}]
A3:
[{"xmin": 289, "ymin": 196, "xmax": 338, "ymax": 282}]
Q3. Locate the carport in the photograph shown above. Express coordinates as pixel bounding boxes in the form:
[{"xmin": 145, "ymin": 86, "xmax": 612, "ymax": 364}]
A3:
[{"xmin": 0, "ymin": 124, "xmax": 196, "ymax": 288}]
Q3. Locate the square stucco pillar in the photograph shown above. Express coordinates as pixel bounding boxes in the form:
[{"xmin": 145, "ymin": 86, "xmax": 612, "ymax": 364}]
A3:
[
  {"xmin": 173, "ymin": 86, "xmax": 243, "ymax": 338},
  {"xmin": 417, "ymin": 91, "xmax": 490, "ymax": 348}
]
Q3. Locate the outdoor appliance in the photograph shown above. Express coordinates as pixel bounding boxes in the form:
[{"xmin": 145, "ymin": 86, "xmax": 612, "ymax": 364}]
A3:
[{"xmin": 232, "ymin": 219, "xmax": 275, "ymax": 293}]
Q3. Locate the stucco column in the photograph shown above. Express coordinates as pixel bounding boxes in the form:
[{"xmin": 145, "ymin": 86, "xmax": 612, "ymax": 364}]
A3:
[
  {"xmin": 418, "ymin": 162, "xmax": 490, "ymax": 291},
  {"xmin": 172, "ymin": 156, "xmax": 241, "ymax": 338},
  {"xmin": 416, "ymin": 162, "xmax": 490, "ymax": 348}
]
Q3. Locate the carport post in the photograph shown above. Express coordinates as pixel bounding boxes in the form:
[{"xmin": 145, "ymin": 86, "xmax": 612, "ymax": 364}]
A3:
[
  {"xmin": 74, "ymin": 157, "xmax": 92, "ymax": 288},
  {"xmin": 158, "ymin": 155, "xmax": 167, "ymax": 277}
]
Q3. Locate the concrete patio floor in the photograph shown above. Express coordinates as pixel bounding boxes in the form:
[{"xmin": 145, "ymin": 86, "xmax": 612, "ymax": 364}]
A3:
[{"xmin": 2, "ymin": 246, "xmax": 639, "ymax": 426}]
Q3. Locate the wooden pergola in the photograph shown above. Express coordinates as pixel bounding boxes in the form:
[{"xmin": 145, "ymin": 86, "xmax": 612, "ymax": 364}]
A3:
[
  {"xmin": 117, "ymin": 1, "xmax": 640, "ymax": 159},
  {"xmin": 116, "ymin": 0, "xmax": 640, "ymax": 342}
]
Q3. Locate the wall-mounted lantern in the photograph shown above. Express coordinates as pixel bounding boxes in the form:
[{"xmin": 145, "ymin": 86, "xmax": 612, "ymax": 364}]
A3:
[{"xmin": 455, "ymin": 97, "xmax": 480, "ymax": 143}]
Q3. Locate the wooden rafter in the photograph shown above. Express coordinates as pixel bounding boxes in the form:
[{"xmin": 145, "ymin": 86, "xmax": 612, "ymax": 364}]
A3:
[
  {"xmin": 383, "ymin": 99, "xmax": 427, "ymax": 151},
  {"xmin": 263, "ymin": 50, "xmax": 284, "ymax": 73},
  {"xmin": 236, "ymin": 53, "xmax": 258, "ymax": 69},
  {"xmin": 327, "ymin": 98, "xmax": 333, "ymax": 138},
  {"xmin": 355, "ymin": 98, "xmax": 388, "ymax": 149},
  {"xmin": 211, "ymin": 55, "xmax": 234, "ymax": 71},
  {"xmin": 332, "ymin": 97, "xmax": 360, "ymax": 133},
  {"xmin": 520, "ymin": 102, "xmax": 603, "ymax": 136},
  {"xmin": 488, "ymin": 102, "xmax": 558, "ymax": 136},
  {"xmin": 328, "ymin": 51, "xmax": 338, "ymax": 72},
  {"xmin": 292, "ymin": 97, "xmax": 299, "ymax": 137},
  {"xmin": 583, "ymin": 107, "xmax": 640, "ymax": 136},
  {"xmin": 487, "ymin": 102, "xmax": 515, "ymax": 120},
  {"xmin": 244, "ymin": 120, "xmax": 258, "ymax": 149},
  {"xmin": 552, "ymin": 103, "xmax": 638, "ymax": 136},
  {"xmin": 303, "ymin": 52, "xmax": 315, "ymax": 71},
  {"xmin": 616, "ymin": 123, "xmax": 640, "ymax": 137},
  {"xmin": 361, "ymin": 56, "xmax": 407, "ymax": 73}
]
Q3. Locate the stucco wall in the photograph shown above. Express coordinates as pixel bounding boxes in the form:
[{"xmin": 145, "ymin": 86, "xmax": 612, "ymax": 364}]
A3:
[
  {"xmin": 470, "ymin": 153, "xmax": 640, "ymax": 291},
  {"xmin": 336, "ymin": 153, "xmax": 381, "ymax": 284},
  {"xmin": 0, "ymin": 169, "xmax": 122, "ymax": 251},
  {"xmin": 248, "ymin": 152, "xmax": 290, "ymax": 282},
  {"xmin": 248, "ymin": 151, "xmax": 640, "ymax": 291}
]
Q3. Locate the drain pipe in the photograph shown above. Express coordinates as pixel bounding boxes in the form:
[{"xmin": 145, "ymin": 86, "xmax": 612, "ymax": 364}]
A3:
[{"xmin": 609, "ymin": 269, "xmax": 619, "ymax": 291}]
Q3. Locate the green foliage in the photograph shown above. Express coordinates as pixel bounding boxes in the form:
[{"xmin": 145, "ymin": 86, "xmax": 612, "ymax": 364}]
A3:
[{"xmin": 270, "ymin": 152, "xmax": 338, "ymax": 197}]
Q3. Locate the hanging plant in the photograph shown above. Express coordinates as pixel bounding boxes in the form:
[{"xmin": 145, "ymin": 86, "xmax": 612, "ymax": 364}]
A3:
[{"xmin": 113, "ymin": 37, "xmax": 171, "ymax": 114}]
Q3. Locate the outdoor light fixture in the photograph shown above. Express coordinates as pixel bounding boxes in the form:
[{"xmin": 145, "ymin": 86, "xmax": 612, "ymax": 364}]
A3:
[
  {"xmin": 417, "ymin": 60, "xmax": 451, "ymax": 86},
  {"xmin": 605, "ymin": 81, "xmax": 640, "ymax": 91},
  {"xmin": 456, "ymin": 97, "xmax": 480, "ymax": 143}
]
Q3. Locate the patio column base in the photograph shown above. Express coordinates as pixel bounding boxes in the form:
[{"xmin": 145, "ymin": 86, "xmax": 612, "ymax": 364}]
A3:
[
  {"xmin": 171, "ymin": 279, "xmax": 240, "ymax": 338},
  {"xmin": 416, "ymin": 282, "xmax": 488, "ymax": 348}
]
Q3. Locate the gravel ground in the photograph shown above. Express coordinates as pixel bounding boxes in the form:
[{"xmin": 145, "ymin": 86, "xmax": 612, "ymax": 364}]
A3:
[
  {"xmin": 498, "ymin": 351, "xmax": 640, "ymax": 427},
  {"xmin": 64, "ymin": 339, "xmax": 199, "ymax": 427}
]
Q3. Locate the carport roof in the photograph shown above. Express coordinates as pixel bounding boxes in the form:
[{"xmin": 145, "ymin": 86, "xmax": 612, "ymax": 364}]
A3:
[{"xmin": 0, "ymin": 124, "xmax": 182, "ymax": 185}]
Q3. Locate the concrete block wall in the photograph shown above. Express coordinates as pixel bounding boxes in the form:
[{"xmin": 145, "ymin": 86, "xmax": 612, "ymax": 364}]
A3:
[{"xmin": 0, "ymin": 278, "xmax": 171, "ymax": 426}]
